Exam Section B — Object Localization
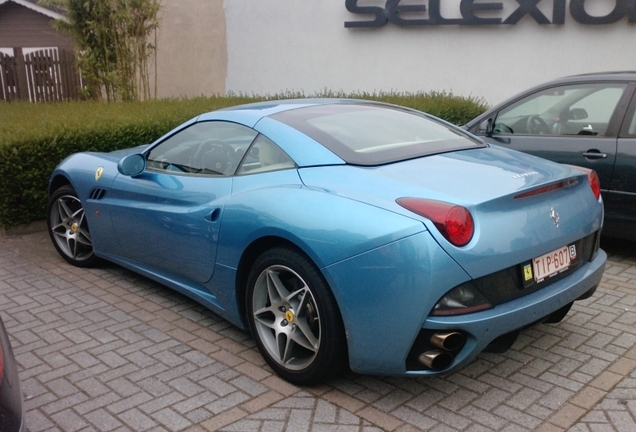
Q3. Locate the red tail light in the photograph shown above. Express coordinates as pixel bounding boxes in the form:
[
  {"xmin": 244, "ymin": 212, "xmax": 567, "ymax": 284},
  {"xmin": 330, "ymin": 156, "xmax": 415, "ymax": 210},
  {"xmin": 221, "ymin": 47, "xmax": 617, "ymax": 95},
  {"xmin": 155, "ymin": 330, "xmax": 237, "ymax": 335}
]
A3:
[
  {"xmin": 514, "ymin": 178, "xmax": 578, "ymax": 199},
  {"xmin": 588, "ymin": 170, "xmax": 601, "ymax": 200},
  {"xmin": 566, "ymin": 165, "xmax": 601, "ymax": 200},
  {"xmin": 397, "ymin": 198, "xmax": 474, "ymax": 246}
]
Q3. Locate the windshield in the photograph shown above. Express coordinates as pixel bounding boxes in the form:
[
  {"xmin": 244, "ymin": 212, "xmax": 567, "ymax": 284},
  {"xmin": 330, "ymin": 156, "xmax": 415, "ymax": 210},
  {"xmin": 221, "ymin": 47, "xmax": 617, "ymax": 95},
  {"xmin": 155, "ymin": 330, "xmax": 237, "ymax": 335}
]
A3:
[{"xmin": 270, "ymin": 103, "xmax": 484, "ymax": 165}]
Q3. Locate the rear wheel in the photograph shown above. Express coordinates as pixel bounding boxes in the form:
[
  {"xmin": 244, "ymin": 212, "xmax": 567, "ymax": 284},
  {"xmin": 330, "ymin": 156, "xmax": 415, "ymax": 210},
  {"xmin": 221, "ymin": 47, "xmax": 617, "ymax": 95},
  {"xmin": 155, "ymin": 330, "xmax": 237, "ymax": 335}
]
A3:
[
  {"xmin": 246, "ymin": 247, "xmax": 347, "ymax": 385},
  {"xmin": 47, "ymin": 186, "xmax": 97, "ymax": 267}
]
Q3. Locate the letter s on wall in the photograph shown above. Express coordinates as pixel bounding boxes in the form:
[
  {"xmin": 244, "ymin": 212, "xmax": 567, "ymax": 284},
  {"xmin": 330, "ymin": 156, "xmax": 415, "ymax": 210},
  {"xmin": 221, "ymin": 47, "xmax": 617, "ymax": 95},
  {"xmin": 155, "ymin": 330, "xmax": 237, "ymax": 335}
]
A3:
[{"xmin": 344, "ymin": 0, "xmax": 389, "ymax": 28}]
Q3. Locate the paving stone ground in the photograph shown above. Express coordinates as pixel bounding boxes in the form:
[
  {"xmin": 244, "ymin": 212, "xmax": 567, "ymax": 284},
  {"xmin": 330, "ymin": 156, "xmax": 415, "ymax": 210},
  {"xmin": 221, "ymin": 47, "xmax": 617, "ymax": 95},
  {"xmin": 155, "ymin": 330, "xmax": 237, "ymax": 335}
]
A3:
[{"xmin": 0, "ymin": 229, "xmax": 634, "ymax": 432}]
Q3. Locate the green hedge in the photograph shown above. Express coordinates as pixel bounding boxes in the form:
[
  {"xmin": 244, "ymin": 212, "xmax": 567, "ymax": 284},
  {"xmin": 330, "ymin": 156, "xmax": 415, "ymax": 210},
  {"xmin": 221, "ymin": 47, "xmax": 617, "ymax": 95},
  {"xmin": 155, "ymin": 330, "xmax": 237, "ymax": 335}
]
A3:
[{"xmin": 0, "ymin": 91, "xmax": 488, "ymax": 228}]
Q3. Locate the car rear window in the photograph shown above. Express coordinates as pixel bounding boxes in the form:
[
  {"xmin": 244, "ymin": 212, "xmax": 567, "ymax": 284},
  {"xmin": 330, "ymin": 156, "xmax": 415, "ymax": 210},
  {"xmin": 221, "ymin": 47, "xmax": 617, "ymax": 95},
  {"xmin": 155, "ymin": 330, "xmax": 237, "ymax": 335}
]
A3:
[{"xmin": 269, "ymin": 103, "xmax": 485, "ymax": 165}]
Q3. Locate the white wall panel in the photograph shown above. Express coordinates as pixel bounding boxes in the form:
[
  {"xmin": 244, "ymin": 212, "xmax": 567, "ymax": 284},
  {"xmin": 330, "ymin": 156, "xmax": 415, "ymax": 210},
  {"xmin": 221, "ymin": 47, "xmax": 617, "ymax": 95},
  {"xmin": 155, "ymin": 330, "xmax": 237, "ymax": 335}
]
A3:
[{"xmin": 224, "ymin": 1, "xmax": 636, "ymax": 105}]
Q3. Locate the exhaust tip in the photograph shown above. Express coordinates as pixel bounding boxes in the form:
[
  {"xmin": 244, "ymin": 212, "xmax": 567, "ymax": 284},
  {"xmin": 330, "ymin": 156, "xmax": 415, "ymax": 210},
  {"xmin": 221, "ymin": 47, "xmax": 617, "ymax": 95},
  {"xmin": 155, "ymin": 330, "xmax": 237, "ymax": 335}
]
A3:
[
  {"xmin": 418, "ymin": 350, "xmax": 453, "ymax": 370},
  {"xmin": 430, "ymin": 331, "xmax": 465, "ymax": 352}
]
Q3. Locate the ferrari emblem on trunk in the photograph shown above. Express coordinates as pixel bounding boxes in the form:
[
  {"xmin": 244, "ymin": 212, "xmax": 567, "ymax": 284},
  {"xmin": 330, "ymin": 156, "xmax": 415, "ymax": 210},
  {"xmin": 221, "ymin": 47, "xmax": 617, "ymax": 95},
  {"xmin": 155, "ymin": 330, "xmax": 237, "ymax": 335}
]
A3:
[{"xmin": 550, "ymin": 207, "xmax": 560, "ymax": 227}]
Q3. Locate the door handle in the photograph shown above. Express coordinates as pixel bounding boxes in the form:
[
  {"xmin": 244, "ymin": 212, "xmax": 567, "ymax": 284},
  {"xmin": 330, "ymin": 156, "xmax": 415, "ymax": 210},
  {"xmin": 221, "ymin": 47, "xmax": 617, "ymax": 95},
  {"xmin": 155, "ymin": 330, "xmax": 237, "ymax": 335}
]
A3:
[
  {"xmin": 582, "ymin": 151, "xmax": 607, "ymax": 159},
  {"xmin": 205, "ymin": 208, "xmax": 221, "ymax": 222}
]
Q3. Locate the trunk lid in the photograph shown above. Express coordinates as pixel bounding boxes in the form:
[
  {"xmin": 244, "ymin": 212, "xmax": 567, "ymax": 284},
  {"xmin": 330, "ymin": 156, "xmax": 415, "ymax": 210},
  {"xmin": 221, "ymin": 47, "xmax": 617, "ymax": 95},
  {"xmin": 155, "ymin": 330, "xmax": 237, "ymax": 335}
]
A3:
[{"xmin": 299, "ymin": 145, "xmax": 603, "ymax": 278}]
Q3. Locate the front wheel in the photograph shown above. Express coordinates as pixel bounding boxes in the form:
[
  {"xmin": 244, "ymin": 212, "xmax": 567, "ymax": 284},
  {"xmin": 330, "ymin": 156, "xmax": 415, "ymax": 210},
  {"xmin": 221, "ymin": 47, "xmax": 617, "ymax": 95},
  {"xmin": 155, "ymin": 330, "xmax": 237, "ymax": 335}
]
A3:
[
  {"xmin": 47, "ymin": 185, "xmax": 98, "ymax": 267},
  {"xmin": 246, "ymin": 247, "xmax": 347, "ymax": 385}
]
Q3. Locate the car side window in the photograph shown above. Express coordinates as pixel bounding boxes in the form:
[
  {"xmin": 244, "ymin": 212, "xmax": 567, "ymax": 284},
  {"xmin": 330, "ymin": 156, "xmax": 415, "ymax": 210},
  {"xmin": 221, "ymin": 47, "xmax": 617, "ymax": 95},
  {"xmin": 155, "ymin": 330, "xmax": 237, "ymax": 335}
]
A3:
[
  {"xmin": 236, "ymin": 135, "xmax": 296, "ymax": 174},
  {"xmin": 493, "ymin": 83, "xmax": 627, "ymax": 137},
  {"xmin": 623, "ymin": 102, "xmax": 636, "ymax": 137},
  {"xmin": 629, "ymin": 112, "xmax": 636, "ymax": 136},
  {"xmin": 146, "ymin": 121, "xmax": 258, "ymax": 176}
]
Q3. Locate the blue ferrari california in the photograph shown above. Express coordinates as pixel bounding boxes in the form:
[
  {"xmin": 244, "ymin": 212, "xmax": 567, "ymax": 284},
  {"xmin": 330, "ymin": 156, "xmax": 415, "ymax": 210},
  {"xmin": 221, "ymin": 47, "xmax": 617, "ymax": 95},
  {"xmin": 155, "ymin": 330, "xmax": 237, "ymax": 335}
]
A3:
[{"xmin": 47, "ymin": 99, "xmax": 606, "ymax": 385}]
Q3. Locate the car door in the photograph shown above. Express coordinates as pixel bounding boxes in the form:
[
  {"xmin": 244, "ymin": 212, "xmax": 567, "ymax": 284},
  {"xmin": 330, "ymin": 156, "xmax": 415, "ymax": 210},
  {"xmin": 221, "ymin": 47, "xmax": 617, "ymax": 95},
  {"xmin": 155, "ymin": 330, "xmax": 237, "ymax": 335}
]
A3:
[
  {"xmin": 609, "ymin": 93, "xmax": 636, "ymax": 238},
  {"xmin": 473, "ymin": 82, "xmax": 634, "ymax": 198},
  {"xmin": 107, "ymin": 120, "xmax": 258, "ymax": 283}
]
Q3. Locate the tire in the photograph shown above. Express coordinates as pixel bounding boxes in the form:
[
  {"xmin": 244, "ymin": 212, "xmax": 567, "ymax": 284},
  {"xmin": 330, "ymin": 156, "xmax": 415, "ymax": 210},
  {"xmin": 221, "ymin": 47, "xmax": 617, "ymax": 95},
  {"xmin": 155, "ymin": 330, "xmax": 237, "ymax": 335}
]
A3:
[
  {"xmin": 46, "ymin": 185, "xmax": 98, "ymax": 268},
  {"xmin": 246, "ymin": 247, "xmax": 347, "ymax": 385}
]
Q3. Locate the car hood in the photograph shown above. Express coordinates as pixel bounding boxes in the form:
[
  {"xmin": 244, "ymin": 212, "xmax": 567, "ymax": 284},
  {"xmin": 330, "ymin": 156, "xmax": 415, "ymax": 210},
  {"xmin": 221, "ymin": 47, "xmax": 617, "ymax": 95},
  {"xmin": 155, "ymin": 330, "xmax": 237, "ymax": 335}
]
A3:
[{"xmin": 299, "ymin": 145, "xmax": 603, "ymax": 278}]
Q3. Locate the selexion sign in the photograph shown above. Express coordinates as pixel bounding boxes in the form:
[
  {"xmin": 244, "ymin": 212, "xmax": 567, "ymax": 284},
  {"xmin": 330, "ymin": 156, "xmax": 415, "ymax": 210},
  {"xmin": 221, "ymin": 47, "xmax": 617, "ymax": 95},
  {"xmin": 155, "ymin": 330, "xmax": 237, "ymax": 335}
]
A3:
[{"xmin": 345, "ymin": 0, "xmax": 636, "ymax": 27}]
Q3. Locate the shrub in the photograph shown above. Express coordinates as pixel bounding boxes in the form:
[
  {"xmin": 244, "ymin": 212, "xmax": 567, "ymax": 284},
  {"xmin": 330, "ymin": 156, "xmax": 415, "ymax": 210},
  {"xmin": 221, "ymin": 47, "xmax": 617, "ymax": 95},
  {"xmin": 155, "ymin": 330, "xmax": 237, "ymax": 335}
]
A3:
[{"xmin": 0, "ymin": 92, "xmax": 488, "ymax": 228}]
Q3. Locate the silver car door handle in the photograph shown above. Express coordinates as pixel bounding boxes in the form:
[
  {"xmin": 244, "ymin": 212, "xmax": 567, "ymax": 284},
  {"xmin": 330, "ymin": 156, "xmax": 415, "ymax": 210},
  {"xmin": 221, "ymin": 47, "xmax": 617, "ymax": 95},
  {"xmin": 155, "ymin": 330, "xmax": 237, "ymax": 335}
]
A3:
[{"xmin": 582, "ymin": 151, "xmax": 607, "ymax": 159}]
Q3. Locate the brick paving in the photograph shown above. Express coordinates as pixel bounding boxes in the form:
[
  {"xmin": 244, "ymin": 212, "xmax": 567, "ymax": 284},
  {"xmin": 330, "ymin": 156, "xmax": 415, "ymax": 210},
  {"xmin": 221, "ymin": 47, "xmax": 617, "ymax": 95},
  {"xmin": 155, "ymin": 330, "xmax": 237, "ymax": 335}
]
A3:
[{"xmin": 0, "ymin": 229, "xmax": 634, "ymax": 432}]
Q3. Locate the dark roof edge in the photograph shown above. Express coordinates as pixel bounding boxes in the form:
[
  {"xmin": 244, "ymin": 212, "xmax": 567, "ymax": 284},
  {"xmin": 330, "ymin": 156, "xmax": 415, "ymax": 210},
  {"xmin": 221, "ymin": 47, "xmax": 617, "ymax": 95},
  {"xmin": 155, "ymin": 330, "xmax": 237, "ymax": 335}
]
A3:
[{"xmin": 0, "ymin": 0, "xmax": 67, "ymax": 21}]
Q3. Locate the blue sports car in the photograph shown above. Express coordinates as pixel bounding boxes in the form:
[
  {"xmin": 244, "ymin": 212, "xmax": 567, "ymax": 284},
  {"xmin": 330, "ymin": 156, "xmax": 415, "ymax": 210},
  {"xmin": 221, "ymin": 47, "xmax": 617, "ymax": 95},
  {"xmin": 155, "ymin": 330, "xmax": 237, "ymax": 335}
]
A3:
[{"xmin": 47, "ymin": 99, "xmax": 606, "ymax": 385}]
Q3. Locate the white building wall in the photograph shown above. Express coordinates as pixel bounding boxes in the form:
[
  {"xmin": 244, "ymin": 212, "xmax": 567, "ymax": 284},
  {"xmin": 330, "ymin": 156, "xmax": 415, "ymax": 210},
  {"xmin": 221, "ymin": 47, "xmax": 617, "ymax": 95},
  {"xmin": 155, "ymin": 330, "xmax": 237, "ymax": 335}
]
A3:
[
  {"xmin": 224, "ymin": 0, "xmax": 636, "ymax": 105},
  {"xmin": 155, "ymin": 0, "xmax": 226, "ymax": 98}
]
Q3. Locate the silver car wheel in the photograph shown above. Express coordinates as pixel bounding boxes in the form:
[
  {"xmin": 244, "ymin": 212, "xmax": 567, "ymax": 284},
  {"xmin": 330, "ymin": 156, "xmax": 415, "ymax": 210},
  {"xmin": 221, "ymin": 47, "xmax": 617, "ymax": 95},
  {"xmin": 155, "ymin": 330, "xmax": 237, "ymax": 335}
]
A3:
[
  {"xmin": 252, "ymin": 264, "xmax": 321, "ymax": 371},
  {"xmin": 49, "ymin": 192, "xmax": 93, "ymax": 263}
]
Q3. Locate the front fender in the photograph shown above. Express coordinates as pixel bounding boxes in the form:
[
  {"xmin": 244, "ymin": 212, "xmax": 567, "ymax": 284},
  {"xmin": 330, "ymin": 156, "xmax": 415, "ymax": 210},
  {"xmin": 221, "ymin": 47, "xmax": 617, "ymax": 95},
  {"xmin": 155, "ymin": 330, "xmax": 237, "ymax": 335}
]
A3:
[{"xmin": 49, "ymin": 153, "xmax": 121, "ymax": 255}]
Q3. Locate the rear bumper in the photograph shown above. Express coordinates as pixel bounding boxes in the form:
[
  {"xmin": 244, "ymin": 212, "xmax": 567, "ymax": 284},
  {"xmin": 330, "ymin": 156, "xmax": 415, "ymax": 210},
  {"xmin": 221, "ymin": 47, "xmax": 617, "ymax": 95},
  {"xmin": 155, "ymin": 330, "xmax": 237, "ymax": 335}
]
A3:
[{"xmin": 407, "ymin": 249, "xmax": 606, "ymax": 376}]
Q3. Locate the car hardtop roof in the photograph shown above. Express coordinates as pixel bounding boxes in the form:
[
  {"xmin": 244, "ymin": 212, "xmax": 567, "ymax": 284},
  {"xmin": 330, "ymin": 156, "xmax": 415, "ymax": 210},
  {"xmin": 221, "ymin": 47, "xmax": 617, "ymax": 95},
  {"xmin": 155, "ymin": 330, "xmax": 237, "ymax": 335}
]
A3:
[
  {"xmin": 196, "ymin": 98, "xmax": 384, "ymax": 126},
  {"xmin": 223, "ymin": 98, "xmax": 367, "ymax": 111}
]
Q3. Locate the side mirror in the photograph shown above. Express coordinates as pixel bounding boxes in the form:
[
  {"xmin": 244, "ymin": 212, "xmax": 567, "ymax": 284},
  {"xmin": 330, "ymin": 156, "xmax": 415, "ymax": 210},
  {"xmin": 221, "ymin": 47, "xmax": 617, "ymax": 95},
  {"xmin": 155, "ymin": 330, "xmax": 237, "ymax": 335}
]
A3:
[
  {"xmin": 478, "ymin": 118, "xmax": 494, "ymax": 136},
  {"xmin": 118, "ymin": 153, "xmax": 146, "ymax": 177}
]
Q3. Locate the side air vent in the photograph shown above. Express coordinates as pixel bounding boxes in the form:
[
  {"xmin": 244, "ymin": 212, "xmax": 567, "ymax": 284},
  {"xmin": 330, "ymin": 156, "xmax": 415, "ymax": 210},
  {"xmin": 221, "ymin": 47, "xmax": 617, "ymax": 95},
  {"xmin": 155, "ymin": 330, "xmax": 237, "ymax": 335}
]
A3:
[{"xmin": 88, "ymin": 188, "xmax": 107, "ymax": 200}]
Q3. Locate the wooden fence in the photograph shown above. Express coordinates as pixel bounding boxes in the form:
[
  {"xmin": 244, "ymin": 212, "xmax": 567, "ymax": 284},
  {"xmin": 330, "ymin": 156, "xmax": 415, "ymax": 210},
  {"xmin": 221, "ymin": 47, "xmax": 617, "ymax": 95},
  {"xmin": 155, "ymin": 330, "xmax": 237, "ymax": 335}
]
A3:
[{"xmin": 0, "ymin": 47, "xmax": 83, "ymax": 102}]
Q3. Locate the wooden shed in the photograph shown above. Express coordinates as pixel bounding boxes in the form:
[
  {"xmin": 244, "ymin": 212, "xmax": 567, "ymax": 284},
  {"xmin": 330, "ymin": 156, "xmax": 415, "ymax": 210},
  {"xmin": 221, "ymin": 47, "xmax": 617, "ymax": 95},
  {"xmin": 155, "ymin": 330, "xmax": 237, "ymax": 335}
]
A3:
[{"xmin": 0, "ymin": 0, "xmax": 81, "ymax": 102}]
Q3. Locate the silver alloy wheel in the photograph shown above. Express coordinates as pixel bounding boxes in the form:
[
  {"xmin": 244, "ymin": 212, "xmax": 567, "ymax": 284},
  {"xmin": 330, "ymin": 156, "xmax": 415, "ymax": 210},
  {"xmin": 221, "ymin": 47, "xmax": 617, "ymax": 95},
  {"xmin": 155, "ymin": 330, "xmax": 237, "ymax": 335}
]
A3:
[
  {"xmin": 49, "ymin": 193, "xmax": 93, "ymax": 262},
  {"xmin": 252, "ymin": 264, "xmax": 321, "ymax": 371}
]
